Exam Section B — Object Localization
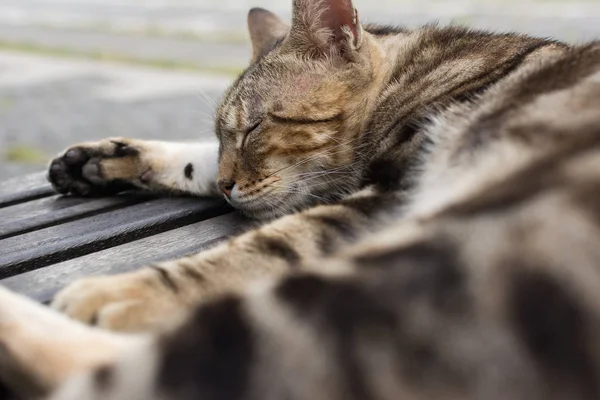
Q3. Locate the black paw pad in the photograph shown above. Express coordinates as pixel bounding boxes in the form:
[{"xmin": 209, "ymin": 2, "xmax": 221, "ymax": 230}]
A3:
[
  {"xmin": 48, "ymin": 147, "xmax": 114, "ymax": 196},
  {"xmin": 64, "ymin": 148, "xmax": 87, "ymax": 165}
]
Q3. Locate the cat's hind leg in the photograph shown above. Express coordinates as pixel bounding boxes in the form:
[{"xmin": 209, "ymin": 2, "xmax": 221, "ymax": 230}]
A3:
[{"xmin": 0, "ymin": 286, "xmax": 144, "ymax": 398}]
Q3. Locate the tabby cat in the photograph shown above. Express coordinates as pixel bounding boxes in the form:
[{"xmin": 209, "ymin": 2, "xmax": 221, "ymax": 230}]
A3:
[{"xmin": 1, "ymin": 0, "xmax": 600, "ymax": 399}]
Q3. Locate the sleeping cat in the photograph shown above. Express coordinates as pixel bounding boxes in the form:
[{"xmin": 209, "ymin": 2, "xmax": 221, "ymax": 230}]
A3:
[{"xmin": 1, "ymin": 0, "xmax": 600, "ymax": 398}]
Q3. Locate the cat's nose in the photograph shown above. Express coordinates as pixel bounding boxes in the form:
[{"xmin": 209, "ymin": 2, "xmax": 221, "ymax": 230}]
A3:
[{"xmin": 218, "ymin": 179, "xmax": 236, "ymax": 198}]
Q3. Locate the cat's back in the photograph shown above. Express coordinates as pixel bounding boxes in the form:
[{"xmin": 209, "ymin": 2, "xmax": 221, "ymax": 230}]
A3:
[
  {"xmin": 342, "ymin": 43, "xmax": 600, "ymax": 400},
  {"xmin": 409, "ymin": 40, "xmax": 600, "ymax": 217}
]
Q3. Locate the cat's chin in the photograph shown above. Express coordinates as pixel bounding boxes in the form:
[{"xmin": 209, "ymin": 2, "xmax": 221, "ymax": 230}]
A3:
[
  {"xmin": 239, "ymin": 207, "xmax": 287, "ymax": 221},
  {"xmin": 231, "ymin": 192, "xmax": 318, "ymax": 221}
]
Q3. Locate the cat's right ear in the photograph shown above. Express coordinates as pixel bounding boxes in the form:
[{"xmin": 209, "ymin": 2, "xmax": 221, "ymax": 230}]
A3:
[{"xmin": 248, "ymin": 8, "xmax": 289, "ymax": 62}]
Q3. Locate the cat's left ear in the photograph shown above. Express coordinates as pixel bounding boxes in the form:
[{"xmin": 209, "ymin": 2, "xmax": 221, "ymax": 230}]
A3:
[
  {"xmin": 289, "ymin": 0, "xmax": 364, "ymax": 58},
  {"xmin": 248, "ymin": 8, "xmax": 289, "ymax": 62}
]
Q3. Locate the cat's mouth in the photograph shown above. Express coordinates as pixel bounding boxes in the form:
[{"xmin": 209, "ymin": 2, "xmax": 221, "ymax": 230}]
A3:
[{"xmin": 226, "ymin": 176, "xmax": 341, "ymax": 220}]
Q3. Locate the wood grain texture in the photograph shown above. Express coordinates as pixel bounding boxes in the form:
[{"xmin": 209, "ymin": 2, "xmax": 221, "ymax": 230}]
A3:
[
  {"xmin": 1, "ymin": 213, "xmax": 250, "ymax": 303},
  {"xmin": 0, "ymin": 195, "xmax": 151, "ymax": 240},
  {"xmin": 0, "ymin": 197, "xmax": 233, "ymax": 279},
  {"xmin": 0, "ymin": 173, "xmax": 54, "ymax": 208}
]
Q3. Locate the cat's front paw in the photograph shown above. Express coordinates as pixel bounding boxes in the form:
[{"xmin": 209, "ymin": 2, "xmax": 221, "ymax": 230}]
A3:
[
  {"xmin": 51, "ymin": 272, "xmax": 185, "ymax": 333},
  {"xmin": 48, "ymin": 138, "xmax": 151, "ymax": 196}
]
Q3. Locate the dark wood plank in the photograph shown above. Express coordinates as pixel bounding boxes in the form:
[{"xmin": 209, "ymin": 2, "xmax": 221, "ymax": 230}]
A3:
[
  {"xmin": 0, "ymin": 195, "xmax": 151, "ymax": 240},
  {"xmin": 1, "ymin": 213, "xmax": 249, "ymax": 303},
  {"xmin": 0, "ymin": 384, "xmax": 17, "ymax": 400},
  {"xmin": 0, "ymin": 197, "xmax": 232, "ymax": 278},
  {"xmin": 0, "ymin": 173, "xmax": 54, "ymax": 208}
]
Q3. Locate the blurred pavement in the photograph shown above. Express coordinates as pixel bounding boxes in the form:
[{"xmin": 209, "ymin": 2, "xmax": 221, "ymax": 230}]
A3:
[{"xmin": 1, "ymin": 0, "xmax": 600, "ymax": 180}]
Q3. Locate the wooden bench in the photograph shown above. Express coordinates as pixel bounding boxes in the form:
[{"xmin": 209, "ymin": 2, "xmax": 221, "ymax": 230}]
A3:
[
  {"xmin": 1, "ymin": 171, "xmax": 252, "ymax": 399},
  {"xmin": 0, "ymin": 172, "xmax": 249, "ymax": 304}
]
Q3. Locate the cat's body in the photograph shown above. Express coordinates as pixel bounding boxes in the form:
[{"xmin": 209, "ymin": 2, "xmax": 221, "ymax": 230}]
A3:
[{"xmin": 2, "ymin": 1, "xmax": 600, "ymax": 399}]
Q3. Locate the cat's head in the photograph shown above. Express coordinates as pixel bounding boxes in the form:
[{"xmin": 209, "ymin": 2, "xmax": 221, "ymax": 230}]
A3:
[{"xmin": 215, "ymin": 0, "xmax": 382, "ymax": 219}]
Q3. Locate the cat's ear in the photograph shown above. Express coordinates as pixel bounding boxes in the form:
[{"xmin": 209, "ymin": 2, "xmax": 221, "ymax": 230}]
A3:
[
  {"xmin": 248, "ymin": 8, "xmax": 289, "ymax": 62},
  {"xmin": 290, "ymin": 0, "xmax": 363, "ymax": 57}
]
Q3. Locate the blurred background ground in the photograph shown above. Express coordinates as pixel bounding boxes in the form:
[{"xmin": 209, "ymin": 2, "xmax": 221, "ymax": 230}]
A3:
[{"xmin": 1, "ymin": 0, "xmax": 600, "ymax": 180}]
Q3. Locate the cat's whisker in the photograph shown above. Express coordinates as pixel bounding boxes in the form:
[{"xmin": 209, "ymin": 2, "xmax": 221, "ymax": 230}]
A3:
[
  {"xmin": 287, "ymin": 162, "xmax": 359, "ymax": 178},
  {"xmin": 286, "ymin": 170, "xmax": 353, "ymax": 182},
  {"xmin": 271, "ymin": 174, "xmax": 351, "ymax": 193},
  {"xmin": 292, "ymin": 173, "xmax": 355, "ymax": 189},
  {"xmin": 278, "ymin": 190, "xmax": 330, "ymax": 203},
  {"xmin": 321, "ymin": 132, "xmax": 370, "ymax": 162},
  {"xmin": 195, "ymin": 90, "xmax": 219, "ymax": 110},
  {"xmin": 265, "ymin": 140, "xmax": 363, "ymax": 179},
  {"xmin": 285, "ymin": 162, "xmax": 362, "ymax": 184}
]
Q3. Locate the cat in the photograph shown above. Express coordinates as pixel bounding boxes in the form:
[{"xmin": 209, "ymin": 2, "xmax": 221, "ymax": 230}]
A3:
[{"xmin": 1, "ymin": 0, "xmax": 600, "ymax": 398}]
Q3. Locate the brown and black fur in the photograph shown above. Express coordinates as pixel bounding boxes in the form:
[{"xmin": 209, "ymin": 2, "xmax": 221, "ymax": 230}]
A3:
[{"xmin": 1, "ymin": 0, "xmax": 600, "ymax": 399}]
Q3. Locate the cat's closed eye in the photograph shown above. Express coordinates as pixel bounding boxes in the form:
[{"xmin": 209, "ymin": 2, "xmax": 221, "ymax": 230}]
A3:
[
  {"xmin": 245, "ymin": 120, "xmax": 263, "ymax": 134},
  {"xmin": 268, "ymin": 112, "xmax": 343, "ymax": 125}
]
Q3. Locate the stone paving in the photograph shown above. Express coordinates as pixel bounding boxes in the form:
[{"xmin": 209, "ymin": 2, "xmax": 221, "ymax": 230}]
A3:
[
  {"xmin": 0, "ymin": 53, "xmax": 230, "ymax": 179},
  {"xmin": 1, "ymin": 0, "xmax": 600, "ymax": 180}
]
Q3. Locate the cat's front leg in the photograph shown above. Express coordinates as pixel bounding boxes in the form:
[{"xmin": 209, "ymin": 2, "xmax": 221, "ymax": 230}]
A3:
[
  {"xmin": 48, "ymin": 138, "xmax": 220, "ymax": 197},
  {"xmin": 51, "ymin": 191, "xmax": 391, "ymax": 332}
]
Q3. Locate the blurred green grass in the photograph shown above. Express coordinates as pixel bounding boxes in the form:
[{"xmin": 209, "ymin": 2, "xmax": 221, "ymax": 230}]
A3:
[
  {"xmin": 0, "ymin": 40, "xmax": 244, "ymax": 76},
  {"xmin": 4, "ymin": 145, "xmax": 48, "ymax": 165}
]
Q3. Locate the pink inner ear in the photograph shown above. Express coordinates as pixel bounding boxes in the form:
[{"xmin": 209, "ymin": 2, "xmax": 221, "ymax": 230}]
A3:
[{"xmin": 320, "ymin": 0, "xmax": 357, "ymax": 44}]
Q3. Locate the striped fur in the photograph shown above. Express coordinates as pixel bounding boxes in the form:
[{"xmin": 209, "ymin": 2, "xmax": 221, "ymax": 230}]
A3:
[{"xmin": 3, "ymin": 0, "xmax": 600, "ymax": 399}]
